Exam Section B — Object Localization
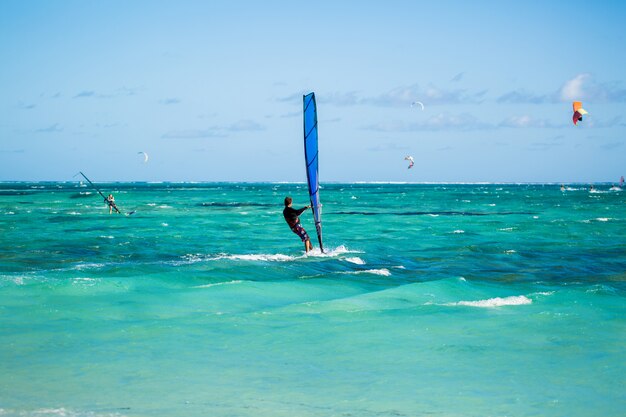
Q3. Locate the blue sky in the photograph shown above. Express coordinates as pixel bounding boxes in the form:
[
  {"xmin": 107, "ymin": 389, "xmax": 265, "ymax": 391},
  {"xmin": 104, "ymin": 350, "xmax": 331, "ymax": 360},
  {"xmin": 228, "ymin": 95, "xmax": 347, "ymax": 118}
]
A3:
[{"xmin": 1, "ymin": 0, "xmax": 625, "ymax": 182}]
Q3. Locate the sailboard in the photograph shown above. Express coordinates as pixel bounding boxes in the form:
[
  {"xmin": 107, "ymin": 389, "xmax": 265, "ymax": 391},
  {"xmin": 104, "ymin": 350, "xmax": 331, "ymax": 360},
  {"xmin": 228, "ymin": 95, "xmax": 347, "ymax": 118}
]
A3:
[{"xmin": 303, "ymin": 92, "xmax": 324, "ymax": 252}]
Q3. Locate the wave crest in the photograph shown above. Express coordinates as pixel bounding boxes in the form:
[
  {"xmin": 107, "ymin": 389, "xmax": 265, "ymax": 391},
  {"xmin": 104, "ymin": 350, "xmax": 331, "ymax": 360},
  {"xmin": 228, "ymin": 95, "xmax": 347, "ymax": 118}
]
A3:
[{"xmin": 452, "ymin": 295, "xmax": 532, "ymax": 308}]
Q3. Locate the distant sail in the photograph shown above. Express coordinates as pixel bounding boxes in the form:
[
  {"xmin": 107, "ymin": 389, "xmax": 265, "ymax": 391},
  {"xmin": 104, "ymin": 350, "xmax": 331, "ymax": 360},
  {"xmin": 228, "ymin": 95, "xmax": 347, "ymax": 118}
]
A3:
[{"xmin": 303, "ymin": 92, "xmax": 324, "ymax": 252}]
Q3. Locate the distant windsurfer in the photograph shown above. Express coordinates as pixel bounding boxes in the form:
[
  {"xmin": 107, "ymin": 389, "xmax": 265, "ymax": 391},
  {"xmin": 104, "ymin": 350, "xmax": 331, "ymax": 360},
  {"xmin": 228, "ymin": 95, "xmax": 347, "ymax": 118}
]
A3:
[
  {"xmin": 106, "ymin": 194, "xmax": 119, "ymax": 214},
  {"xmin": 283, "ymin": 196, "xmax": 313, "ymax": 253}
]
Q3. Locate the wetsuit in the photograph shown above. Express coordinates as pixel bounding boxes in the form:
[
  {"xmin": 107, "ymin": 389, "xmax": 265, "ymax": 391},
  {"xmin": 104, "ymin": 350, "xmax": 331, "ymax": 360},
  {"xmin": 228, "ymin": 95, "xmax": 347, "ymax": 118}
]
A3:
[
  {"xmin": 105, "ymin": 197, "xmax": 120, "ymax": 214},
  {"xmin": 283, "ymin": 206, "xmax": 310, "ymax": 242}
]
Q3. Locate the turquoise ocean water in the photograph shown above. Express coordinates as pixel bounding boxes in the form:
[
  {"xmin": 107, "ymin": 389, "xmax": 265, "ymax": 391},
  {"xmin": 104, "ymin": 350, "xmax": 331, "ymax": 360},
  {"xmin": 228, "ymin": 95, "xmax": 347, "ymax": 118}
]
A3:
[{"xmin": 1, "ymin": 182, "xmax": 625, "ymax": 417}]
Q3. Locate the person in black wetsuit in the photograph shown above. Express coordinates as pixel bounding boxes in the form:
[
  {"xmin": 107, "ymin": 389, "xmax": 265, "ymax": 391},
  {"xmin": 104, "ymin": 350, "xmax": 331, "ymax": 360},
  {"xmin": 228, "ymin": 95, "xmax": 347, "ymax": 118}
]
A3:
[{"xmin": 283, "ymin": 196, "xmax": 313, "ymax": 252}]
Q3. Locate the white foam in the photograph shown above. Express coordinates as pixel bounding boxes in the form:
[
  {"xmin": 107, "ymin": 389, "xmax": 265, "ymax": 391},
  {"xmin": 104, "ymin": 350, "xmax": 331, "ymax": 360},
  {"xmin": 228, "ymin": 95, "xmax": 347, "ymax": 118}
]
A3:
[
  {"xmin": 595, "ymin": 218, "xmax": 611, "ymax": 222},
  {"xmin": 73, "ymin": 263, "xmax": 105, "ymax": 271},
  {"xmin": 305, "ymin": 245, "xmax": 358, "ymax": 257},
  {"xmin": 176, "ymin": 245, "xmax": 359, "ymax": 265},
  {"xmin": 5, "ymin": 276, "xmax": 26, "ymax": 285},
  {"xmin": 530, "ymin": 291, "xmax": 554, "ymax": 296},
  {"xmin": 452, "ymin": 295, "xmax": 532, "ymax": 308},
  {"xmin": 194, "ymin": 280, "xmax": 244, "ymax": 288},
  {"xmin": 344, "ymin": 257, "xmax": 365, "ymax": 265},
  {"xmin": 453, "ymin": 230, "xmax": 465, "ymax": 234},
  {"xmin": 341, "ymin": 268, "xmax": 391, "ymax": 276},
  {"xmin": 8, "ymin": 407, "xmax": 126, "ymax": 416},
  {"xmin": 71, "ymin": 278, "xmax": 98, "ymax": 286},
  {"xmin": 218, "ymin": 254, "xmax": 296, "ymax": 262},
  {"xmin": 176, "ymin": 254, "xmax": 205, "ymax": 264},
  {"xmin": 161, "ymin": 223, "xmax": 169, "ymax": 227},
  {"xmin": 505, "ymin": 250, "xmax": 516, "ymax": 254}
]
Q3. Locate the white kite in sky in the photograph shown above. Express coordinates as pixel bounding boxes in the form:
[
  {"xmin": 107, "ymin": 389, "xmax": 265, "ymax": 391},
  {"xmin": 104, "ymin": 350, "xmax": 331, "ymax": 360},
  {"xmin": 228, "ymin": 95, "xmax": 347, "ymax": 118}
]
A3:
[
  {"xmin": 138, "ymin": 151, "xmax": 149, "ymax": 163},
  {"xmin": 410, "ymin": 101, "xmax": 425, "ymax": 110}
]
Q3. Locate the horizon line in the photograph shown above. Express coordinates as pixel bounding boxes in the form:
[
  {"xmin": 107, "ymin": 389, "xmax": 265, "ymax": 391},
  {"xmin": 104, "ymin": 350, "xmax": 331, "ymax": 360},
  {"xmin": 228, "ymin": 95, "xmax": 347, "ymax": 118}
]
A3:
[{"xmin": 0, "ymin": 180, "xmax": 622, "ymax": 185}]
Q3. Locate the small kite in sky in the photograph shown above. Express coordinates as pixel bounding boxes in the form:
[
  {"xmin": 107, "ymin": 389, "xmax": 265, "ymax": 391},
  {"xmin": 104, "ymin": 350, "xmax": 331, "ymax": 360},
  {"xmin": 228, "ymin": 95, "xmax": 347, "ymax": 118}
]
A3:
[
  {"xmin": 404, "ymin": 155, "xmax": 415, "ymax": 169},
  {"xmin": 411, "ymin": 101, "xmax": 425, "ymax": 110},
  {"xmin": 138, "ymin": 151, "xmax": 149, "ymax": 163},
  {"xmin": 572, "ymin": 101, "xmax": 588, "ymax": 125}
]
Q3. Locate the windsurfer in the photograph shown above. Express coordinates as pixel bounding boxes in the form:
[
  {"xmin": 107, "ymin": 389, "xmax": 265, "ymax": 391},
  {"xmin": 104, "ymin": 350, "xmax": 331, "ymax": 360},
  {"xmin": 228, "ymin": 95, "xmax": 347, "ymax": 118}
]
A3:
[
  {"xmin": 283, "ymin": 196, "xmax": 313, "ymax": 252},
  {"xmin": 106, "ymin": 194, "xmax": 119, "ymax": 214}
]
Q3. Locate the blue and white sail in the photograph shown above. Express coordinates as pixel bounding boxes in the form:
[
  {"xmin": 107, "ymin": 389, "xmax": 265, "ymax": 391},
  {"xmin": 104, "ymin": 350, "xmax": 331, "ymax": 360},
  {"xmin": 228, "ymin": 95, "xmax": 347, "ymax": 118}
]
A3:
[{"xmin": 303, "ymin": 92, "xmax": 324, "ymax": 252}]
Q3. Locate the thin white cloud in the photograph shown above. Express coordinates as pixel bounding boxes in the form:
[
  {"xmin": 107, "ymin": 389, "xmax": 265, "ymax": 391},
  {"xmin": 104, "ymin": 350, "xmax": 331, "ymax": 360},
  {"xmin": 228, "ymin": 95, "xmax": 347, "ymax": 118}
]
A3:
[
  {"xmin": 560, "ymin": 74, "xmax": 589, "ymax": 101},
  {"xmin": 526, "ymin": 135, "xmax": 566, "ymax": 151},
  {"xmin": 36, "ymin": 123, "xmax": 63, "ymax": 133},
  {"xmin": 367, "ymin": 142, "xmax": 410, "ymax": 152},
  {"xmin": 499, "ymin": 74, "xmax": 626, "ymax": 104},
  {"xmin": 497, "ymin": 90, "xmax": 549, "ymax": 104},
  {"xmin": 279, "ymin": 84, "xmax": 487, "ymax": 108},
  {"xmin": 74, "ymin": 91, "xmax": 96, "ymax": 98},
  {"xmin": 160, "ymin": 98, "xmax": 181, "ymax": 105},
  {"xmin": 599, "ymin": 141, "xmax": 624, "ymax": 150},
  {"xmin": 227, "ymin": 120, "xmax": 265, "ymax": 132},
  {"xmin": 366, "ymin": 84, "xmax": 486, "ymax": 107},
  {"xmin": 276, "ymin": 91, "xmax": 309, "ymax": 103},
  {"xmin": 450, "ymin": 72, "xmax": 465, "ymax": 82},
  {"xmin": 279, "ymin": 111, "xmax": 300, "ymax": 118},
  {"xmin": 162, "ymin": 119, "xmax": 265, "ymax": 139},
  {"xmin": 561, "ymin": 74, "xmax": 626, "ymax": 102},
  {"xmin": 323, "ymin": 91, "xmax": 362, "ymax": 106},
  {"xmin": 161, "ymin": 128, "xmax": 225, "ymax": 139},
  {"xmin": 17, "ymin": 101, "xmax": 36, "ymax": 110},
  {"xmin": 499, "ymin": 115, "xmax": 558, "ymax": 128},
  {"xmin": 73, "ymin": 87, "xmax": 142, "ymax": 99},
  {"xmin": 364, "ymin": 113, "xmax": 490, "ymax": 132},
  {"xmin": 585, "ymin": 116, "xmax": 626, "ymax": 128}
]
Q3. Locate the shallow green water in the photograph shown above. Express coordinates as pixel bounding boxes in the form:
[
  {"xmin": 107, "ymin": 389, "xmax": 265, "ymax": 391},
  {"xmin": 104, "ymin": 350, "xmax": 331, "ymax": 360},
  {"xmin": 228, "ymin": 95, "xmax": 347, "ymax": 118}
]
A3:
[{"xmin": 1, "ymin": 182, "xmax": 624, "ymax": 416}]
